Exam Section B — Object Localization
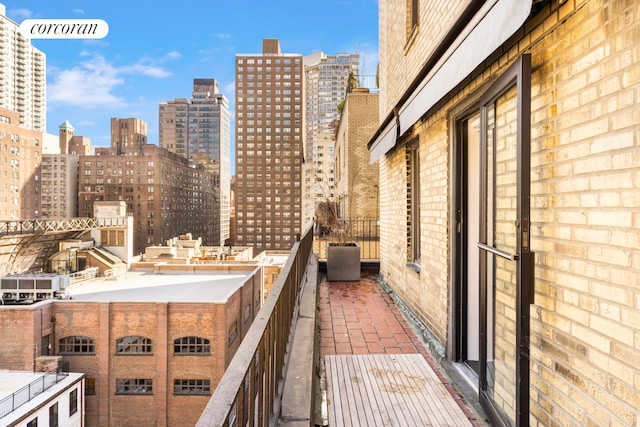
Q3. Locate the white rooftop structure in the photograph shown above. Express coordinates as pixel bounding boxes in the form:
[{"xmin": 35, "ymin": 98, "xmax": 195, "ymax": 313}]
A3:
[
  {"xmin": 0, "ymin": 370, "xmax": 84, "ymax": 426},
  {"xmin": 67, "ymin": 269, "xmax": 256, "ymax": 303}
]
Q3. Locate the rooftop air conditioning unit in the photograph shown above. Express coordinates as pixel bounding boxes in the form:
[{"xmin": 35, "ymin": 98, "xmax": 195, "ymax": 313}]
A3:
[{"xmin": 1, "ymin": 274, "xmax": 70, "ymax": 303}]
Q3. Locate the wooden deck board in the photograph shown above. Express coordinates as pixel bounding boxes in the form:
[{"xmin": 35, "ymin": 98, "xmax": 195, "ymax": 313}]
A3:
[{"xmin": 325, "ymin": 354, "xmax": 472, "ymax": 426}]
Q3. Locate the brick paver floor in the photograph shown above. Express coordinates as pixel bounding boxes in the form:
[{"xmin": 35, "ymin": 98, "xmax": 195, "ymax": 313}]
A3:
[{"xmin": 319, "ymin": 273, "xmax": 487, "ymax": 426}]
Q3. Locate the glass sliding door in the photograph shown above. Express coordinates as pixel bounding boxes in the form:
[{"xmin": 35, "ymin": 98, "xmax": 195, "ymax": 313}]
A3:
[{"xmin": 478, "ymin": 54, "xmax": 533, "ymax": 427}]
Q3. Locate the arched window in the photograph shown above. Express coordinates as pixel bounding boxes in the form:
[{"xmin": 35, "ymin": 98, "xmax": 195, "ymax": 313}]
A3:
[
  {"xmin": 59, "ymin": 336, "xmax": 95, "ymax": 354},
  {"xmin": 115, "ymin": 336, "xmax": 153, "ymax": 354},
  {"xmin": 173, "ymin": 336, "xmax": 210, "ymax": 354}
]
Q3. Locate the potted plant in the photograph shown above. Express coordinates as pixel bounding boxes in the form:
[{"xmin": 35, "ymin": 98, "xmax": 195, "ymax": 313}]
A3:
[{"xmin": 315, "ymin": 200, "xmax": 360, "ymax": 281}]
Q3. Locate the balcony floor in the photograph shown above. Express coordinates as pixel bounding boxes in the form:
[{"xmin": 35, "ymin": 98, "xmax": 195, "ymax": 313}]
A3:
[{"xmin": 319, "ymin": 274, "xmax": 485, "ymax": 426}]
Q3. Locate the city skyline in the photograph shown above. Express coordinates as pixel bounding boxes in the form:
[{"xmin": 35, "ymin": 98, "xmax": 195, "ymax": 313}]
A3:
[{"xmin": 2, "ymin": 0, "xmax": 378, "ymax": 157}]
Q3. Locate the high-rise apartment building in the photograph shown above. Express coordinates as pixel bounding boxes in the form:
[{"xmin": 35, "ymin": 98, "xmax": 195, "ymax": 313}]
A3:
[
  {"xmin": 159, "ymin": 79, "xmax": 231, "ymax": 245},
  {"xmin": 40, "ymin": 121, "xmax": 95, "ymax": 219},
  {"xmin": 0, "ymin": 107, "xmax": 41, "ymax": 219},
  {"xmin": 302, "ymin": 52, "xmax": 359, "ymax": 227},
  {"xmin": 0, "ymin": 5, "xmax": 46, "ymax": 132},
  {"xmin": 78, "ymin": 118, "xmax": 218, "ymax": 254},
  {"xmin": 79, "ymin": 145, "xmax": 217, "ymax": 254},
  {"xmin": 40, "ymin": 153, "xmax": 78, "ymax": 219},
  {"xmin": 235, "ymin": 39, "xmax": 304, "ymax": 252}
]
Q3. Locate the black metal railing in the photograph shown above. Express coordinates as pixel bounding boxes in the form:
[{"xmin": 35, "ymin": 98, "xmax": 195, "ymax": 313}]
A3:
[
  {"xmin": 313, "ymin": 217, "xmax": 380, "ymax": 261},
  {"xmin": 346, "ymin": 74, "xmax": 379, "ymax": 94},
  {"xmin": 0, "ymin": 361, "xmax": 70, "ymax": 419},
  {"xmin": 196, "ymin": 226, "xmax": 313, "ymax": 426}
]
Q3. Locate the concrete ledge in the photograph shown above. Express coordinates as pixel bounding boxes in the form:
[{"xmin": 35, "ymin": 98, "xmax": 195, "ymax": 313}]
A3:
[{"xmin": 279, "ymin": 254, "xmax": 319, "ymax": 426}]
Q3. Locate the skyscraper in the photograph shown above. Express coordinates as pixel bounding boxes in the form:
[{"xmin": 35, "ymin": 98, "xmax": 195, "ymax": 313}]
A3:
[
  {"xmin": 302, "ymin": 52, "xmax": 359, "ymax": 227},
  {"xmin": 0, "ymin": 5, "xmax": 46, "ymax": 132},
  {"xmin": 235, "ymin": 39, "xmax": 304, "ymax": 252},
  {"xmin": 159, "ymin": 79, "xmax": 231, "ymax": 245}
]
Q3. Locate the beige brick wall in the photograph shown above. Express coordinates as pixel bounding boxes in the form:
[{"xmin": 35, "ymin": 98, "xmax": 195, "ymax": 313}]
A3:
[
  {"xmin": 378, "ymin": 1, "xmax": 472, "ymax": 118},
  {"xmin": 379, "ymin": 110, "xmax": 450, "ymax": 345},
  {"xmin": 378, "ymin": 0, "xmax": 640, "ymax": 425},
  {"xmin": 335, "ymin": 90, "xmax": 380, "ymax": 219}
]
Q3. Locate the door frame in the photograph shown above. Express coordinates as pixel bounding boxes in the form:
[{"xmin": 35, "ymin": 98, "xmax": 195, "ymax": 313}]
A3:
[
  {"xmin": 450, "ymin": 54, "xmax": 533, "ymax": 427},
  {"xmin": 477, "ymin": 54, "xmax": 533, "ymax": 427},
  {"xmin": 451, "ymin": 107, "xmax": 481, "ymax": 368}
]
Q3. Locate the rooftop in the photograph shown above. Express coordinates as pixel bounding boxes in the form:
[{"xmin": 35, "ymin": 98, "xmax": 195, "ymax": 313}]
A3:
[
  {"xmin": 0, "ymin": 370, "xmax": 84, "ymax": 425},
  {"xmin": 68, "ymin": 269, "xmax": 256, "ymax": 303},
  {"xmin": 0, "ymin": 371, "xmax": 47, "ymax": 401}
]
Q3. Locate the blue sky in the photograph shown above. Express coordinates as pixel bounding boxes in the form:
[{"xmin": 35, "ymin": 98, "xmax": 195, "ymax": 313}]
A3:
[{"xmin": 4, "ymin": 1, "xmax": 378, "ymax": 149}]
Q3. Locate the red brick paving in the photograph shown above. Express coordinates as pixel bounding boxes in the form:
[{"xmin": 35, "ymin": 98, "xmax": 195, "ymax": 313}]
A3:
[{"xmin": 319, "ymin": 273, "xmax": 486, "ymax": 426}]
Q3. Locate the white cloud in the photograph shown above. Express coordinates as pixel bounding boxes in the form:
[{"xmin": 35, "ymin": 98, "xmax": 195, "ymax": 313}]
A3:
[
  {"xmin": 215, "ymin": 33, "xmax": 231, "ymax": 40},
  {"xmin": 72, "ymin": 8, "xmax": 85, "ymax": 14},
  {"xmin": 125, "ymin": 63, "xmax": 171, "ymax": 78},
  {"xmin": 8, "ymin": 8, "xmax": 34, "ymax": 20},
  {"xmin": 163, "ymin": 51, "xmax": 182, "ymax": 61},
  {"xmin": 48, "ymin": 54, "xmax": 171, "ymax": 109}
]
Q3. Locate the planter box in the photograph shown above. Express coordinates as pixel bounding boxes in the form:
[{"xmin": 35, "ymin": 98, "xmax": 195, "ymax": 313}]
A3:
[{"xmin": 326, "ymin": 242, "xmax": 360, "ymax": 281}]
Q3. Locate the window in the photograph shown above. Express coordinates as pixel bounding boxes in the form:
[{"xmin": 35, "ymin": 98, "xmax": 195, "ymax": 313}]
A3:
[
  {"xmin": 406, "ymin": 0, "xmax": 419, "ymax": 43},
  {"xmin": 115, "ymin": 379, "xmax": 153, "ymax": 394},
  {"xmin": 85, "ymin": 378, "xmax": 96, "ymax": 395},
  {"xmin": 27, "ymin": 418, "xmax": 37, "ymax": 427},
  {"xmin": 173, "ymin": 379, "xmax": 211, "ymax": 395},
  {"xmin": 49, "ymin": 402, "xmax": 58, "ymax": 427},
  {"xmin": 69, "ymin": 388, "xmax": 78, "ymax": 415},
  {"xmin": 116, "ymin": 336, "xmax": 153, "ymax": 354},
  {"xmin": 173, "ymin": 336, "xmax": 210, "ymax": 354},
  {"xmin": 59, "ymin": 336, "xmax": 95, "ymax": 354},
  {"xmin": 407, "ymin": 141, "xmax": 420, "ymax": 266},
  {"xmin": 228, "ymin": 321, "xmax": 238, "ymax": 347}
]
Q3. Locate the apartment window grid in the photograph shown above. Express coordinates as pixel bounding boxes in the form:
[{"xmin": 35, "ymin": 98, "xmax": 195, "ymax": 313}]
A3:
[
  {"xmin": 116, "ymin": 336, "xmax": 153, "ymax": 354},
  {"xmin": 115, "ymin": 378, "xmax": 153, "ymax": 395},
  {"xmin": 173, "ymin": 379, "xmax": 211, "ymax": 395},
  {"xmin": 173, "ymin": 336, "xmax": 211, "ymax": 354},
  {"xmin": 59, "ymin": 336, "xmax": 95, "ymax": 354}
]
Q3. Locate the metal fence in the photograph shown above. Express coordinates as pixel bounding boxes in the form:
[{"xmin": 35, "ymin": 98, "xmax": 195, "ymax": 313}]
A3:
[
  {"xmin": 313, "ymin": 218, "xmax": 380, "ymax": 261},
  {"xmin": 196, "ymin": 226, "xmax": 313, "ymax": 427},
  {"xmin": 0, "ymin": 361, "xmax": 70, "ymax": 419}
]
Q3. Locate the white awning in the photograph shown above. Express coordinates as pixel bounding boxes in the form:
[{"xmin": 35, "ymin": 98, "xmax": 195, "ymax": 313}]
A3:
[
  {"xmin": 368, "ymin": 119, "xmax": 397, "ymax": 166},
  {"xmin": 369, "ymin": 0, "xmax": 533, "ymax": 163}
]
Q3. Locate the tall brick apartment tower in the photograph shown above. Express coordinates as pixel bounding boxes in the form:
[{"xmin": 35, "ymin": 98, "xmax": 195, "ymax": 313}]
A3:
[
  {"xmin": 234, "ymin": 39, "xmax": 304, "ymax": 251},
  {"xmin": 159, "ymin": 79, "xmax": 231, "ymax": 245}
]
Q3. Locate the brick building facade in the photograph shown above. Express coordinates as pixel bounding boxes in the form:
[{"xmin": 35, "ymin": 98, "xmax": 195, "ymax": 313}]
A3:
[
  {"xmin": 370, "ymin": 0, "xmax": 639, "ymax": 425},
  {"xmin": 0, "ymin": 267, "xmax": 262, "ymax": 427},
  {"xmin": 334, "ymin": 88, "xmax": 379, "ymax": 220},
  {"xmin": 78, "ymin": 144, "xmax": 217, "ymax": 254},
  {"xmin": 0, "ymin": 107, "xmax": 42, "ymax": 220},
  {"xmin": 234, "ymin": 39, "xmax": 304, "ymax": 252}
]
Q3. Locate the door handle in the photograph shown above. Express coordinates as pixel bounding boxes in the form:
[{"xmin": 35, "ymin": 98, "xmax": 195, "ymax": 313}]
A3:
[{"xmin": 477, "ymin": 242, "xmax": 518, "ymax": 260}]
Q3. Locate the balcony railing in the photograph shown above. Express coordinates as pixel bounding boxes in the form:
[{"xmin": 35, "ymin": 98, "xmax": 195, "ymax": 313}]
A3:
[
  {"xmin": 0, "ymin": 361, "xmax": 70, "ymax": 420},
  {"xmin": 313, "ymin": 217, "xmax": 379, "ymax": 261},
  {"xmin": 346, "ymin": 74, "xmax": 379, "ymax": 94},
  {"xmin": 196, "ymin": 226, "xmax": 313, "ymax": 427}
]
